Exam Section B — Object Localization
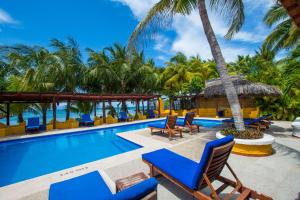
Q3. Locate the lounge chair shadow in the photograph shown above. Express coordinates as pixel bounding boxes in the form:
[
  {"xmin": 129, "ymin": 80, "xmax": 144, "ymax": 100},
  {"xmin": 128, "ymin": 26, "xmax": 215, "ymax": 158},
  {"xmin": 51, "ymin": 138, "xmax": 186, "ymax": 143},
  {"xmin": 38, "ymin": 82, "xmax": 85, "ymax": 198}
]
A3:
[
  {"xmin": 150, "ymin": 130, "xmax": 183, "ymax": 141},
  {"xmin": 157, "ymin": 176, "xmax": 240, "ymax": 200},
  {"xmin": 273, "ymin": 142, "xmax": 300, "ymax": 160},
  {"xmin": 157, "ymin": 177, "xmax": 193, "ymax": 200}
]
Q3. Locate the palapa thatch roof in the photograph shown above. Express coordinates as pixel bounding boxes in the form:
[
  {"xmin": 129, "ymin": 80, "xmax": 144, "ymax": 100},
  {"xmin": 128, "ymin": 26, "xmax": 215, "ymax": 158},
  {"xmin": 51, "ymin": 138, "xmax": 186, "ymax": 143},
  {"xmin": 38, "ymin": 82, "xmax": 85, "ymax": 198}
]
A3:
[{"xmin": 203, "ymin": 76, "xmax": 282, "ymax": 98}]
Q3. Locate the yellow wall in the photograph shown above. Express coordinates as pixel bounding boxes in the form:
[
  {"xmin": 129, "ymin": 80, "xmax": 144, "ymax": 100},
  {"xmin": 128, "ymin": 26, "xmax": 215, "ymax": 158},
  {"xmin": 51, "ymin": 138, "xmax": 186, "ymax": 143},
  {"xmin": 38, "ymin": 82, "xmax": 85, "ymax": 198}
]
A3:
[
  {"xmin": 105, "ymin": 115, "xmax": 118, "ymax": 124},
  {"xmin": 137, "ymin": 112, "xmax": 147, "ymax": 120},
  {"xmin": 0, "ymin": 122, "xmax": 26, "ymax": 137},
  {"xmin": 196, "ymin": 97, "xmax": 259, "ymax": 118},
  {"xmin": 94, "ymin": 117, "xmax": 104, "ymax": 126},
  {"xmin": 47, "ymin": 118, "xmax": 79, "ymax": 130}
]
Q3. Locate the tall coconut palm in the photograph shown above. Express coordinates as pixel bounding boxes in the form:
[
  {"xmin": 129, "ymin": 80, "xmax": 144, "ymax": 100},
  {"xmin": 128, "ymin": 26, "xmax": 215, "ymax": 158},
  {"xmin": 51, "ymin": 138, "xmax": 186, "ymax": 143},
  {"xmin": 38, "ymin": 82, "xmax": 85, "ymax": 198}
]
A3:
[
  {"xmin": 50, "ymin": 38, "xmax": 84, "ymax": 121},
  {"xmin": 21, "ymin": 47, "xmax": 57, "ymax": 126},
  {"xmin": 128, "ymin": 0, "xmax": 246, "ymax": 130},
  {"xmin": 263, "ymin": 2, "xmax": 300, "ymax": 53}
]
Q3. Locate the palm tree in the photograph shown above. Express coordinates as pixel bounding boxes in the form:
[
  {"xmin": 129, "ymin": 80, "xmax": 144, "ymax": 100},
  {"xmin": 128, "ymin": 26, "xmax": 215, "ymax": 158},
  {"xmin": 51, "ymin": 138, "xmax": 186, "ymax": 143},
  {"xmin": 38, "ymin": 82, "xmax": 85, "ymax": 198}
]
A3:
[
  {"xmin": 21, "ymin": 47, "xmax": 57, "ymax": 126},
  {"xmin": 50, "ymin": 38, "xmax": 84, "ymax": 121},
  {"xmin": 6, "ymin": 75, "xmax": 29, "ymax": 123},
  {"xmin": 263, "ymin": 2, "xmax": 300, "ymax": 53},
  {"xmin": 128, "ymin": 0, "xmax": 246, "ymax": 130},
  {"xmin": 71, "ymin": 101, "xmax": 94, "ymax": 115},
  {"xmin": 281, "ymin": 45, "xmax": 300, "ymax": 96}
]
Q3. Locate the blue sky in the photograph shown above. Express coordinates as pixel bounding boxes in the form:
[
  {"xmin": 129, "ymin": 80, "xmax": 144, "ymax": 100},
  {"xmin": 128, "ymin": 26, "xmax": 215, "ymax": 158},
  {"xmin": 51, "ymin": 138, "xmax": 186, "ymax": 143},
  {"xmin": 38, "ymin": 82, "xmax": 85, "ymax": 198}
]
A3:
[{"xmin": 0, "ymin": 0, "xmax": 275, "ymax": 66}]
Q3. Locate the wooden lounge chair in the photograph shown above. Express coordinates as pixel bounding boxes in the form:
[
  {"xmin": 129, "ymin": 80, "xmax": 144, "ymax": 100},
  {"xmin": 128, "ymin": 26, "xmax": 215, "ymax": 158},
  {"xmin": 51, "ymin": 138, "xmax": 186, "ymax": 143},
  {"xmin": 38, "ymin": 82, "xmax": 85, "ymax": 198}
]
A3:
[
  {"xmin": 118, "ymin": 111, "xmax": 133, "ymax": 122},
  {"xmin": 49, "ymin": 171, "xmax": 158, "ymax": 200},
  {"xmin": 176, "ymin": 112, "xmax": 200, "ymax": 134},
  {"xmin": 26, "ymin": 117, "xmax": 40, "ymax": 132},
  {"xmin": 148, "ymin": 115, "xmax": 182, "ymax": 140},
  {"xmin": 223, "ymin": 117, "xmax": 268, "ymax": 132},
  {"xmin": 142, "ymin": 136, "xmax": 272, "ymax": 200},
  {"xmin": 80, "ymin": 114, "xmax": 94, "ymax": 126}
]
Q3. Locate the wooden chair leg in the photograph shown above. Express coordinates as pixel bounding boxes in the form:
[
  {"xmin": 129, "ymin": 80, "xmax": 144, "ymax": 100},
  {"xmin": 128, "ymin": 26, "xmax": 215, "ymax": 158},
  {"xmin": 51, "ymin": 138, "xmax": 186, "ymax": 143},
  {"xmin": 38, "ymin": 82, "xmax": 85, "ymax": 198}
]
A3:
[{"xmin": 203, "ymin": 174, "xmax": 221, "ymax": 200}]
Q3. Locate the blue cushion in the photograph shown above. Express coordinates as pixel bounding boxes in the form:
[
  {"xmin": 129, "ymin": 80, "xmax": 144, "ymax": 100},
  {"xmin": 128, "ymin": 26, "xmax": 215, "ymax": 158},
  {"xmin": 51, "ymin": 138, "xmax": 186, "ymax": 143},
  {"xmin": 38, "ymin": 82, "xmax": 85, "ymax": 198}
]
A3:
[
  {"xmin": 142, "ymin": 149, "xmax": 199, "ymax": 190},
  {"xmin": 26, "ymin": 125, "xmax": 40, "ymax": 130},
  {"xmin": 142, "ymin": 135, "xmax": 234, "ymax": 190},
  {"xmin": 148, "ymin": 110, "xmax": 155, "ymax": 118},
  {"xmin": 82, "ymin": 114, "xmax": 93, "ymax": 122},
  {"xmin": 148, "ymin": 123, "xmax": 166, "ymax": 129},
  {"xmin": 191, "ymin": 135, "xmax": 234, "ymax": 189},
  {"xmin": 176, "ymin": 120, "xmax": 185, "ymax": 126},
  {"xmin": 27, "ymin": 117, "xmax": 39, "ymax": 127},
  {"xmin": 113, "ymin": 177, "xmax": 158, "ymax": 200},
  {"xmin": 49, "ymin": 171, "xmax": 113, "ymax": 200},
  {"xmin": 119, "ymin": 112, "xmax": 129, "ymax": 120}
]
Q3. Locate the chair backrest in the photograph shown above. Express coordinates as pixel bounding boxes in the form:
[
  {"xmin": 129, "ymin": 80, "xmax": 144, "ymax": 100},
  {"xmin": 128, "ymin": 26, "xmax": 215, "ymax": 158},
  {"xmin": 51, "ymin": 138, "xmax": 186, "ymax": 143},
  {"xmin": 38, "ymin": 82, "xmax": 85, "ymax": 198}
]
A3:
[
  {"xmin": 28, "ymin": 117, "xmax": 39, "ymax": 126},
  {"xmin": 148, "ymin": 110, "xmax": 155, "ymax": 118},
  {"xmin": 119, "ymin": 111, "xmax": 128, "ymax": 119},
  {"xmin": 82, "ymin": 114, "xmax": 92, "ymax": 121},
  {"xmin": 190, "ymin": 135, "xmax": 234, "ymax": 190},
  {"xmin": 184, "ymin": 112, "xmax": 195, "ymax": 125},
  {"xmin": 165, "ymin": 115, "xmax": 177, "ymax": 129}
]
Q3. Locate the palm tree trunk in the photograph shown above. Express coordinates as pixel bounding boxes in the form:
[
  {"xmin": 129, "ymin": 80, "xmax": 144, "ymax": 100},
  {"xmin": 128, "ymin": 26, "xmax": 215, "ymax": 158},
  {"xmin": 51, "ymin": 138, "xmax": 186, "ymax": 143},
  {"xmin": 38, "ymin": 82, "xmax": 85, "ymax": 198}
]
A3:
[
  {"xmin": 66, "ymin": 100, "xmax": 71, "ymax": 120},
  {"xmin": 198, "ymin": 0, "xmax": 245, "ymax": 131},
  {"xmin": 42, "ymin": 105, "xmax": 47, "ymax": 126},
  {"xmin": 18, "ymin": 113, "xmax": 24, "ymax": 123}
]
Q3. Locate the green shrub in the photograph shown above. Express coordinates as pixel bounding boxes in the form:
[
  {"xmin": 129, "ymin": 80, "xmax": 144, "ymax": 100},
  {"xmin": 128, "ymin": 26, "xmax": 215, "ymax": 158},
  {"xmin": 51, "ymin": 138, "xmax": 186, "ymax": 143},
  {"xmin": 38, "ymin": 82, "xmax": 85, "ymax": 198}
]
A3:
[{"xmin": 221, "ymin": 128, "xmax": 263, "ymax": 139}]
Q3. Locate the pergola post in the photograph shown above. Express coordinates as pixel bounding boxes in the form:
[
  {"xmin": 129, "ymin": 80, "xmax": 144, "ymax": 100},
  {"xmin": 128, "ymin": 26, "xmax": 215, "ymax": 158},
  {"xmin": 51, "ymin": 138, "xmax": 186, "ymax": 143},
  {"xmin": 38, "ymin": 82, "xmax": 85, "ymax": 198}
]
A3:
[
  {"xmin": 102, "ymin": 101, "xmax": 106, "ymax": 123},
  {"xmin": 147, "ymin": 99, "xmax": 150, "ymax": 112},
  {"xmin": 142, "ymin": 100, "xmax": 145, "ymax": 114},
  {"xmin": 136, "ymin": 99, "xmax": 139, "ymax": 116},
  {"xmin": 169, "ymin": 97, "xmax": 172, "ymax": 114},
  {"xmin": 94, "ymin": 101, "xmax": 97, "ymax": 117},
  {"xmin": 6, "ymin": 103, "xmax": 10, "ymax": 126},
  {"xmin": 158, "ymin": 97, "xmax": 161, "ymax": 116},
  {"xmin": 52, "ymin": 98, "xmax": 56, "ymax": 129}
]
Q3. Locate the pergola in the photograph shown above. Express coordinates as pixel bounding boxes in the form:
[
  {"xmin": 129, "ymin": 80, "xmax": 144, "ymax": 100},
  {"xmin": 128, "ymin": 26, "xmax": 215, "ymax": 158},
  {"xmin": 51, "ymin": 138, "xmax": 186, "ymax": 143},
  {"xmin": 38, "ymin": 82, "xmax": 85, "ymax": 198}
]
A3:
[{"xmin": 0, "ymin": 92, "xmax": 160, "ymax": 128}]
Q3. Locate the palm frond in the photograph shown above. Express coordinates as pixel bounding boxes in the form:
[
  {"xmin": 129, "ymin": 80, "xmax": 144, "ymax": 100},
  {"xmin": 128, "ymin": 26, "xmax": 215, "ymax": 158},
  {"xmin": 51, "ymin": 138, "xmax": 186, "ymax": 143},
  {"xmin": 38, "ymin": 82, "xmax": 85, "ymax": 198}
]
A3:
[{"xmin": 210, "ymin": 0, "xmax": 244, "ymax": 39}]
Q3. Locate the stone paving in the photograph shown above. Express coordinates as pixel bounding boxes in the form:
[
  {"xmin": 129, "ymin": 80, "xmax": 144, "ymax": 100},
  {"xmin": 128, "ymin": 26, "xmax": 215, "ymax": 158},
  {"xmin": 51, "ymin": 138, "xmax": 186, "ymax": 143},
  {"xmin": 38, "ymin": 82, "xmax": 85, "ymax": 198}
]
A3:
[{"xmin": 11, "ymin": 121, "xmax": 300, "ymax": 200}]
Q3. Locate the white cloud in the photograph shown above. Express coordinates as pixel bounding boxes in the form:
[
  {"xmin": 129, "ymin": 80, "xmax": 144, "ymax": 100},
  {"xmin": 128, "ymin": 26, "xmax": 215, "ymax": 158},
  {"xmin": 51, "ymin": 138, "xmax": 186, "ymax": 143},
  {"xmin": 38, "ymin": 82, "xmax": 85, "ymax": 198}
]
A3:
[
  {"xmin": 111, "ymin": 0, "xmax": 272, "ymax": 62},
  {"xmin": 244, "ymin": 0, "xmax": 274, "ymax": 12},
  {"xmin": 157, "ymin": 55, "xmax": 167, "ymax": 62},
  {"xmin": 171, "ymin": 12, "xmax": 253, "ymax": 62},
  {"xmin": 0, "ymin": 9, "xmax": 17, "ymax": 24},
  {"xmin": 112, "ymin": 0, "xmax": 158, "ymax": 19},
  {"xmin": 153, "ymin": 34, "xmax": 171, "ymax": 53}
]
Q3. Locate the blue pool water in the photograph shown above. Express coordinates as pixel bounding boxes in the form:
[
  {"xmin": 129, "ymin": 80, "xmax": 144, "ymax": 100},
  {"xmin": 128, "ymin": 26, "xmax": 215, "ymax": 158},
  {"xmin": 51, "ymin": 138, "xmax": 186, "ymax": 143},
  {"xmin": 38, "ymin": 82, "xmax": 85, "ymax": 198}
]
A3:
[{"xmin": 0, "ymin": 119, "xmax": 221, "ymax": 187}]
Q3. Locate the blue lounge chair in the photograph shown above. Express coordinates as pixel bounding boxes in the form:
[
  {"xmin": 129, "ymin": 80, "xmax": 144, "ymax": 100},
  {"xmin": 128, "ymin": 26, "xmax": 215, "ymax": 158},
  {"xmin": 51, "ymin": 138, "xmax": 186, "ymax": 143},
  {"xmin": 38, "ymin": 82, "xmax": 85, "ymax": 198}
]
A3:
[
  {"xmin": 118, "ymin": 111, "xmax": 132, "ymax": 122},
  {"xmin": 26, "ymin": 117, "xmax": 40, "ymax": 131},
  {"xmin": 223, "ymin": 114, "xmax": 272, "ymax": 131},
  {"xmin": 142, "ymin": 136, "xmax": 272, "ymax": 200},
  {"xmin": 81, "ymin": 114, "xmax": 94, "ymax": 126},
  {"xmin": 176, "ymin": 112, "xmax": 200, "ymax": 133},
  {"xmin": 49, "ymin": 171, "xmax": 158, "ymax": 200},
  {"xmin": 148, "ymin": 109, "xmax": 157, "ymax": 118},
  {"xmin": 148, "ymin": 115, "xmax": 182, "ymax": 140}
]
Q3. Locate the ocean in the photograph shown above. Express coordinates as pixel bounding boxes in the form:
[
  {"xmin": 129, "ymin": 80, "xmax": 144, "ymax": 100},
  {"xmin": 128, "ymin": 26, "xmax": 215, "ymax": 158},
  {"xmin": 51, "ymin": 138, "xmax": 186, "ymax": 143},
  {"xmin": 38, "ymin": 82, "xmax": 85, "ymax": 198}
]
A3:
[{"xmin": 0, "ymin": 105, "xmax": 153, "ymax": 125}]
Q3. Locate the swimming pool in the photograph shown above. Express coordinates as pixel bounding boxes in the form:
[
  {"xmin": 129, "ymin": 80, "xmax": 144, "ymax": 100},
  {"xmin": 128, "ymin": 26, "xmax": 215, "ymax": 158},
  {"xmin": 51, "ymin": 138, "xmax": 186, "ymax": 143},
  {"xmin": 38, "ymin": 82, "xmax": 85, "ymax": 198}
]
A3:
[{"xmin": 0, "ymin": 118, "xmax": 221, "ymax": 187}]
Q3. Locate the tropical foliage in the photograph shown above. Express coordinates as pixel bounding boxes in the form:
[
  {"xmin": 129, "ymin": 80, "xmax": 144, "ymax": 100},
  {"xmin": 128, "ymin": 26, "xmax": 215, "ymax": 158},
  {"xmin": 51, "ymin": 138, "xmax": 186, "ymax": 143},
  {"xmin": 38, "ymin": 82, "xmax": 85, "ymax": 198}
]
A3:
[
  {"xmin": 263, "ymin": 2, "xmax": 300, "ymax": 52},
  {"xmin": 0, "ymin": 0, "xmax": 299, "ymax": 122},
  {"xmin": 0, "ymin": 39, "xmax": 299, "ymax": 121}
]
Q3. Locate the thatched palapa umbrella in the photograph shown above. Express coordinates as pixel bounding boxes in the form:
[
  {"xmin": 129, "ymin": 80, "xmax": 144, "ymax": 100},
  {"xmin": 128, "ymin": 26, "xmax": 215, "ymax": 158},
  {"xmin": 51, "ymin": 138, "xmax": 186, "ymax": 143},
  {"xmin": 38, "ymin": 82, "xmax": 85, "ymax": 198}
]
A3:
[{"xmin": 203, "ymin": 76, "xmax": 282, "ymax": 98}]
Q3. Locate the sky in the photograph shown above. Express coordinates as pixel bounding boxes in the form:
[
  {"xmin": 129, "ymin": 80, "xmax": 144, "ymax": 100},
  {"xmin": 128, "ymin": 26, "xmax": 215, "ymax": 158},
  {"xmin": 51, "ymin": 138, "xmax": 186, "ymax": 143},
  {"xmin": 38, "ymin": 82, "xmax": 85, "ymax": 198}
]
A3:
[{"xmin": 0, "ymin": 0, "xmax": 275, "ymax": 66}]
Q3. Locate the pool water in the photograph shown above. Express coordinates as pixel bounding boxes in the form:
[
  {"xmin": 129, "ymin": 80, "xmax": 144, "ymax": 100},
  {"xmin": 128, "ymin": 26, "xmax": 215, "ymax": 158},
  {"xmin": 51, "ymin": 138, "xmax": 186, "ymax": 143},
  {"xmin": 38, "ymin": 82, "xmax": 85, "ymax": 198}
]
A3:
[{"xmin": 0, "ymin": 119, "xmax": 221, "ymax": 187}]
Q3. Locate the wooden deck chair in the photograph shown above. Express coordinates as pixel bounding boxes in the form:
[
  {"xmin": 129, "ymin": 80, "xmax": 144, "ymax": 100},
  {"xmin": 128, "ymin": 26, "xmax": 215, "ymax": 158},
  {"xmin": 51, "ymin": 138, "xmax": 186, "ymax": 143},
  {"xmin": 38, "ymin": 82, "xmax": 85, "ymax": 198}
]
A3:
[
  {"xmin": 176, "ymin": 112, "xmax": 200, "ymax": 134},
  {"xmin": 142, "ymin": 136, "xmax": 272, "ymax": 200},
  {"xmin": 148, "ymin": 115, "xmax": 183, "ymax": 140}
]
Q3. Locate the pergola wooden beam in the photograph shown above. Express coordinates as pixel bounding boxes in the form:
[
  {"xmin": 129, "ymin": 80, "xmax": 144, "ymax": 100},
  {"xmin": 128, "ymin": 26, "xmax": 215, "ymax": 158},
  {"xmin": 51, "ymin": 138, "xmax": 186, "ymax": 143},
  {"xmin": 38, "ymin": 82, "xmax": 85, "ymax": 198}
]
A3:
[
  {"xmin": 0, "ymin": 92, "xmax": 160, "ymax": 103},
  {"xmin": 281, "ymin": 0, "xmax": 300, "ymax": 30}
]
